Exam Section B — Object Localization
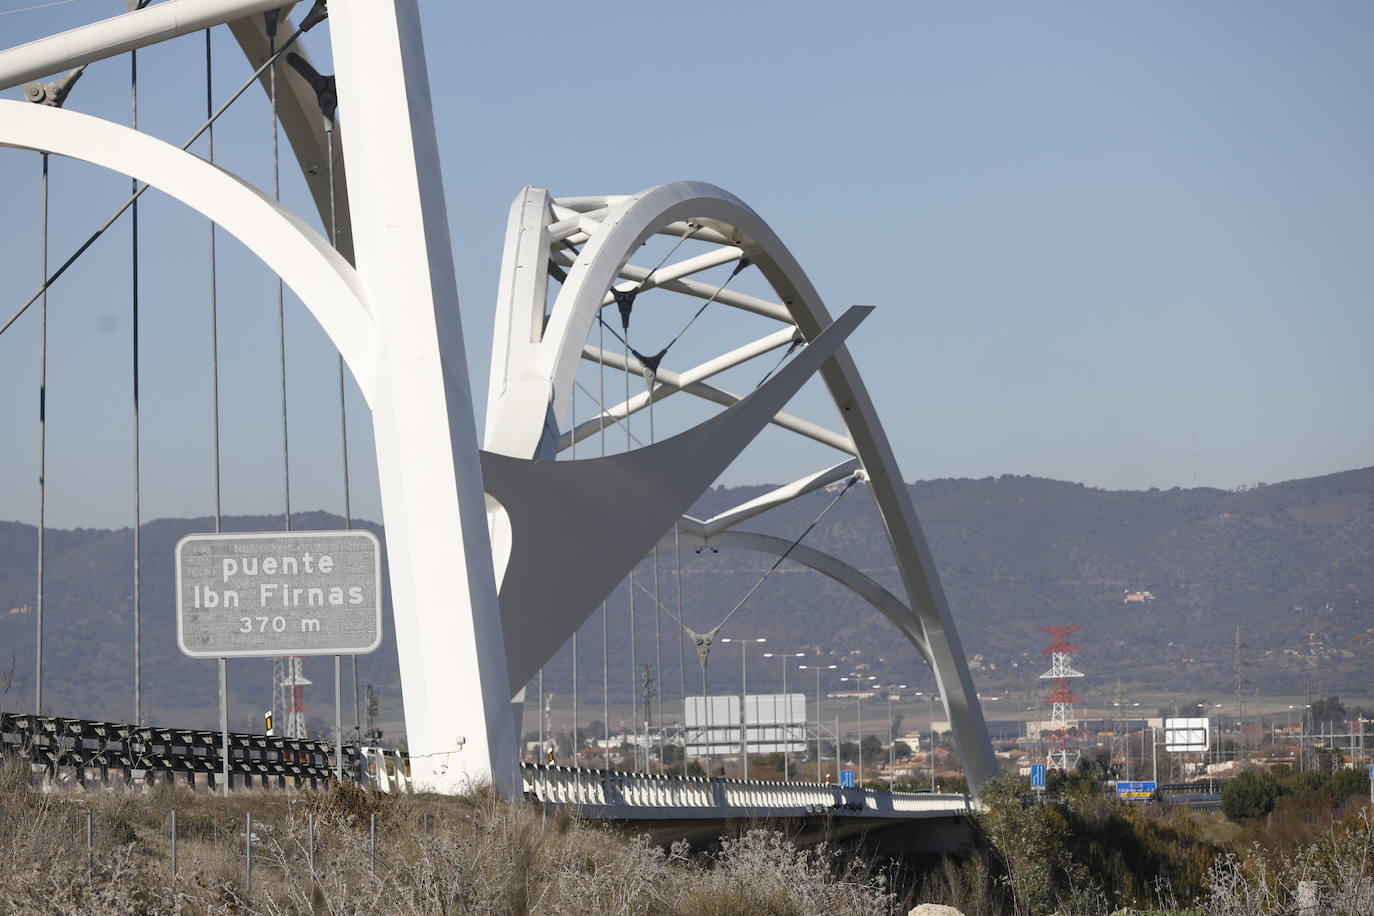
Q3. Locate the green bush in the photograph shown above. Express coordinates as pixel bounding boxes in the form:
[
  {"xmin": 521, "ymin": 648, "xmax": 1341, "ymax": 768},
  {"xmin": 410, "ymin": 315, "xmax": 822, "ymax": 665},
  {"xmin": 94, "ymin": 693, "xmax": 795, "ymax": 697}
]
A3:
[
  {"xmin": 1222, "ymin": 767, "xmax": 1370, "ymax": 823},
  {"xmin": 1222, "ymin": 771, "xmax": 1279, "ymax": 821}
]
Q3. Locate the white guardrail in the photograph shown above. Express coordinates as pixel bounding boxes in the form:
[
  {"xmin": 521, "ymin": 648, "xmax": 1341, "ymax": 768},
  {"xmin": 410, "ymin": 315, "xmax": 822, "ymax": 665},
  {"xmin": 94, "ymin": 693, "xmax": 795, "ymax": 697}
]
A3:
[
  {"xmin": 357, "ymin": 750, "xmax": 972, "ymax": 820},
  {"xmin": 518, "ymin": 763, "xmax": 973, "ymax": 820}
]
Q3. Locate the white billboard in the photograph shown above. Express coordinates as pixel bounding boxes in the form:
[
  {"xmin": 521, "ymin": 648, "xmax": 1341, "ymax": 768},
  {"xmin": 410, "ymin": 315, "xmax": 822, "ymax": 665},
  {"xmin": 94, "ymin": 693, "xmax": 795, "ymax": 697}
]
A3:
[
  {"xmin": 1164, "ymin": 717, "xmax": 1210, "ymax": 752},
  {"xmin": 684, "ymin": 694, "xmax": 807, "ymax": 756}
]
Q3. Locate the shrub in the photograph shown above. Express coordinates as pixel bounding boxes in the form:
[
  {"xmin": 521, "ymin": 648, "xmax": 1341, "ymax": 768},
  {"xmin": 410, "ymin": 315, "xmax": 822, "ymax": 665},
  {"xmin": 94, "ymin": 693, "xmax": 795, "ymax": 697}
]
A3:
[{"xmin": 1222, "ymin": 771, "xmax": 1279, "ymax": 822}]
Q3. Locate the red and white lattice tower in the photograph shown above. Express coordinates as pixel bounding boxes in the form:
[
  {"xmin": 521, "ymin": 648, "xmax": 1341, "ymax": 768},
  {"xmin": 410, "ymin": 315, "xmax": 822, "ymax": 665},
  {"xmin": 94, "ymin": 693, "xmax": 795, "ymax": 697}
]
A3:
[
  {"xmin": 1039, "ymin": 626, "xmax": 1084, "ymax": 772},
  {"xmin": 272, "ymin": 656, "xmax": 311, "ymax": 739}
]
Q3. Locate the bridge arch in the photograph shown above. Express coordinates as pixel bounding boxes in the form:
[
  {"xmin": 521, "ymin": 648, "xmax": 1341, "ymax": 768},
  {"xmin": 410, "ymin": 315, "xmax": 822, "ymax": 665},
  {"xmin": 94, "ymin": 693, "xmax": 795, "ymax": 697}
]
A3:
[
  {"xmin": 0, "ymin": 100, "xmax": 378, "ymax": 402},
  {"xmin": 665, "ymin": 529, "xmax": 934, "ymax": 668},
  {"xmin": 484, "ymin": 180, "xmax": 999, "ymax": 790}
]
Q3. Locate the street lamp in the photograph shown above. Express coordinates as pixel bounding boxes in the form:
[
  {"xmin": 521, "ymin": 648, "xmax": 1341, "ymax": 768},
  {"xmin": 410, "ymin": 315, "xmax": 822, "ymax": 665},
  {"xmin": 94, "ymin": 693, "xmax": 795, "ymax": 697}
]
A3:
[
  {"xmin": 799, "ymin": 663, "xmax": 837, "ymax": 782},
  {"xmin": 763, "ymin": 651, "xmax": 805, "ymax": 780},
  {"xmin": 841, "ymin": 674, "xmax": 876, "ymax": 785},
  {"xmin": 1110, "ymin": 700, "xmax": 1142, "ymax": 777},
  {"xmin": 885, "ymin": 684, "xmax": 907, "ymax": 788},
  {"xmin": 720, "ymin": 637, "xmax": 766, "ymax": 779},
  {"xmin": 916, "ymin": 691, "xmax": 941, "ymax": 792}
]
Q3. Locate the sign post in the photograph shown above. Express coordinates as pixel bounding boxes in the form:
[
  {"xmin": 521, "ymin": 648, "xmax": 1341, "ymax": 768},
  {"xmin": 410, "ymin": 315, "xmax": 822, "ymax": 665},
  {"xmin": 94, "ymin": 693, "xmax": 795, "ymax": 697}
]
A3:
[
  {"xmin": 176, "ymin": 531, "xmax": 383, "ymax": 790},
  {"xmin": 1368, "ymin": 764, "xmax": 1373, "ymax": 805},
  {"xmin": 219, "ymin": 658, "xmax": 229, "ymax": 795}
]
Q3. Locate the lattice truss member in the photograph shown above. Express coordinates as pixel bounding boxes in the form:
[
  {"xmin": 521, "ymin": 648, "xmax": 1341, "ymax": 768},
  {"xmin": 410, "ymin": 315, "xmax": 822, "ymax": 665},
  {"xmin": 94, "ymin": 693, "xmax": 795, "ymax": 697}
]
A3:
[{"xmin": 0, "ymin": 0, "xmax": 997, "ymax": 792}]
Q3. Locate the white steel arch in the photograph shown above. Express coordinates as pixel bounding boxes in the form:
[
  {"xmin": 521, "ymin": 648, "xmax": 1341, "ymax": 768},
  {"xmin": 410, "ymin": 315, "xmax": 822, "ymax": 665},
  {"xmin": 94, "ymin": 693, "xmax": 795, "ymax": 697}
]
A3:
[
  {"xmin": 485, "ymin": 181, "xmax": 999, "ymax": 790},
  {"xmin": 666, "ymin": 529, "xmax": 935, "ymax": 668},
  {"xmin": 0, "ymin": 100, "xmax": 376, "ymax": 399}
]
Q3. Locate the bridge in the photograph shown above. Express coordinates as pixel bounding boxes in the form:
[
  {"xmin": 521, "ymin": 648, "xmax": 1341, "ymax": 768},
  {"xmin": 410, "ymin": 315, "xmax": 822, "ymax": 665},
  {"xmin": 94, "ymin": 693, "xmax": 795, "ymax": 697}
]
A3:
[
  {"xmin": 0, "ymin": 0, "xmax": 996, "ymax": 838},
  {"xmin": 2, "ymin": 710, "xmax": 975, "ymax": 852}
]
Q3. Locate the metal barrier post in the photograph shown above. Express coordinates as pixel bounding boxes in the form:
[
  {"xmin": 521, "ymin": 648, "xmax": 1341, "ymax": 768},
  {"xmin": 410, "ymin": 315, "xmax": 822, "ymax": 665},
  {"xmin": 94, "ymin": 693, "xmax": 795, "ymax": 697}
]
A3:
[
  {"xmin": 244, "ymin": 811, "xmax": 252, "ymax": 904},
  {"xmin": 169, "ymin": 809, "xmax": 178, "ymax": 912}
]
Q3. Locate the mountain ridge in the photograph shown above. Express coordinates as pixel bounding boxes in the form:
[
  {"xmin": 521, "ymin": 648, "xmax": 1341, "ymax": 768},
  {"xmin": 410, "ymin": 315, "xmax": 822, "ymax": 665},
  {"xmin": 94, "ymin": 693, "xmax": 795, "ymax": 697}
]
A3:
[{"xmin": 1, "ymin": 467, "xmax": 1370, "ymax": 731}]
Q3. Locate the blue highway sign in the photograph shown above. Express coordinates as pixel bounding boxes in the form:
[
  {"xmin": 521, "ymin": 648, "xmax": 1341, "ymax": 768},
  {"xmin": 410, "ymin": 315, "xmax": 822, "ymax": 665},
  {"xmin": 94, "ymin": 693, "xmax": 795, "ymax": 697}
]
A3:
[
  {"xmin": 839, "ymin": 769, "xmax": 856, "ymax": 788},
  {"xmin": 1030, "ymin": 764, "xmax": 1047, "ymax": 790}
]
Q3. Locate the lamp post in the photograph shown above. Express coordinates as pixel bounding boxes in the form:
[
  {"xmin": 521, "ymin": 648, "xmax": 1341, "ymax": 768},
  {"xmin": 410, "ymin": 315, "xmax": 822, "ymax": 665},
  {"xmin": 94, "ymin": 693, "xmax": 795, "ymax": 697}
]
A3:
[
  {"xmin": 1111, "ymin": 699, "xmax": 1141, "ymax": 777},
  {"xmin": 841, "ymin": 674, "xmax": 875, "ymax": 785},
  {"xmin": 720, "ymin": 637, "xmax": 766, "ymax": 779},
  {"xmin": 764, "ymin": 651, "xmax": 805, "ymax": 779},
  {"xmin": 917, "ymin": 691, "xmax": 940, "ymax": 792},
  {"xmin": 884, "ymin": 684, "xmax": 907, "ymax": 788},
  {"xmin": 799, "ymin": 663, "xmax": 837, "ymax": 782}
]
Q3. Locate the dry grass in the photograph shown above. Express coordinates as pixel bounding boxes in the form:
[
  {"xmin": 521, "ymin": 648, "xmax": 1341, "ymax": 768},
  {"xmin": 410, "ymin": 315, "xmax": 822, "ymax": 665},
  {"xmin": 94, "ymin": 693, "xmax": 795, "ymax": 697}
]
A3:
[
  {"xmin": 0, "ymin": 758, "xmax": 898, "ymax": 915},
  {"xmin": 1203, "ymin": 805, "xmax": 1374, "ymax": 916}
]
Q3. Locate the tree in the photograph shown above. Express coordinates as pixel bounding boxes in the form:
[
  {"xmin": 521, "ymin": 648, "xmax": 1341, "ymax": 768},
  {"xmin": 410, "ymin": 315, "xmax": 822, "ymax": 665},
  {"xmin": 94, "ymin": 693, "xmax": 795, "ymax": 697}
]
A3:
[
  {"xmin": 1076, "ymin": 747, "xmax": 1113, "ymax": 780},
  {"xmin": 1309, "ymin": 695, "xmax": 1346, "ymax": 725},
  {"xmin": 890, "ymin": 713, "xmax": 904, "ymax": 741},
  {"xmin": 859, "ymin": 734, "xmax": 884, "ymax": 765},
  {"xmin": 1221, "ymin": 770, "xmax": 1278, "ymax": 822},
  {"xmin": 1329, "ymin": 767, "xmax": 1366, "ymax": 800},
  {"xmin": 892, "ymin": 740, "xmax": 913, "ymax": 759}
]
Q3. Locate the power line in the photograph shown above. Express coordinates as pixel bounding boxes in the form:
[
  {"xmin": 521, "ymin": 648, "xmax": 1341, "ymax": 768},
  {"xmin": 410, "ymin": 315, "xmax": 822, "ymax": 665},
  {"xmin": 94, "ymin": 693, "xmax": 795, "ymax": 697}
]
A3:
[{"xmin": 0, "ymin": 0, "xmax": 88, "ymax": 17}]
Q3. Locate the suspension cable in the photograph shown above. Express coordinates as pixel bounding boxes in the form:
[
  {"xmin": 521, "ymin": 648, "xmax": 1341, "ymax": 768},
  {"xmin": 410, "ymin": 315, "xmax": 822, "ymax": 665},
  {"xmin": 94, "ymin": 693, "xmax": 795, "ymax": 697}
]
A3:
[
  {"xmin": 755, "ymin": 331, "xmax": 806, "ymax": 389},
  {"xmin": 711, "ymin": 475, "xmax": 859, "ymax": 637},
  {"xmin": 0, "ymin": 7, "xmax": 326, "ymax": 339},
  {"xmin": 570, "ymin": 376, "xmax": 578, "ymax": 765},
  {"xmin": 633, "ymin": 223, "xmax": 699, "ymax": 291},
  {"xmin": 600, "ymin": 316, "xmax": 610, "ymax": 770},
  {"xmin": 675, "ymin": 525, "xmax": 685, "ymax": 774},
  {"xmin": 130, "ymin": 2, "xmax": 147, "ymax": 727},
  {"xmin": 593, "ymin": 254, "xmax": 751, "ymax": 393},
  {"xmin": 19, "ymin": 57, "xmax": 84, "ymax": 721},
  {"xmin": 266, "ymin": 11, "xmax": 290, "ymax": 531},
  {"xmin": 303, "ymin": 53, "xmax": 361, "ymax": 746},
  {"xmin": 206, "ymin": 28, "xmax": 221, "ymax": 534},
  {"xmin": 262, "ymin": 14, "xmax": 291, "ymax": 738},
  {"xmin": 624, "ymin": 320, "xmax": 637, "ymax": 769},
  {"xmin": 649, "ymin": 366, "xmax": 665, "ymax": 770},
  {"xmin": 35, "ymin": 150, "xmax": 47, "ymax": 715},
  {"xmin": 652, "ymin": 256, "xmax": 750, "ymax": 364}
]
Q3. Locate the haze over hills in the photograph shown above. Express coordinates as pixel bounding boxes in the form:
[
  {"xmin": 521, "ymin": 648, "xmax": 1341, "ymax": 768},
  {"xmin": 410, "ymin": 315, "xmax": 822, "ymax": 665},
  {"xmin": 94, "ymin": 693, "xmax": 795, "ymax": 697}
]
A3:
[{"xmin": 0, "ymin": 467, "xmax": 1370, "ymax": 732}]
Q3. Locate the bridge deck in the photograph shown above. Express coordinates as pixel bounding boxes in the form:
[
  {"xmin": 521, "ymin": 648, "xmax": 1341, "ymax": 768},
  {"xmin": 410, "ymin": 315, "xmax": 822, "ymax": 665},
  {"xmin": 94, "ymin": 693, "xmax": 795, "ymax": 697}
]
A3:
[{"xmin": 521, "ymin": 763, "xmax": 973, "ymax": 821}]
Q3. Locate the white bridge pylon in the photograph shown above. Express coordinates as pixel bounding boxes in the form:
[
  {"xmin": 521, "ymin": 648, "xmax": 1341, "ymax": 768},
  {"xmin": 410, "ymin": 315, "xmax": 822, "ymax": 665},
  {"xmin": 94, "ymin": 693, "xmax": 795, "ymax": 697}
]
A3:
[{"xmin": 0, "ymin": 0, "xmax": 996, "ymax": 793}]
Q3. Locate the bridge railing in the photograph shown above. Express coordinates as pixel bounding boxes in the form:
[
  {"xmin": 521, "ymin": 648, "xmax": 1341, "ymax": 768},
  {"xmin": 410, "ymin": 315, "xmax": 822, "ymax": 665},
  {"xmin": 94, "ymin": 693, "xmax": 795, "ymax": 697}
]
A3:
[
  {"xmin": 2, "ymin": 712, "xmax": 342, "ymax": 790},
  {"xmin": 519, "ymin": 763, "xmax": 972, "ymax": 817}
]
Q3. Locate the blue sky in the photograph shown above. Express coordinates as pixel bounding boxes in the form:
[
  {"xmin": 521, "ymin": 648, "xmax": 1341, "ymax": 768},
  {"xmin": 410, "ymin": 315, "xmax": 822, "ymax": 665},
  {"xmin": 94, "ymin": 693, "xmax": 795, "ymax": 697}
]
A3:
[{"xmin": 0, "ymin": 0, "xmax": 1370, "ymax": 530}]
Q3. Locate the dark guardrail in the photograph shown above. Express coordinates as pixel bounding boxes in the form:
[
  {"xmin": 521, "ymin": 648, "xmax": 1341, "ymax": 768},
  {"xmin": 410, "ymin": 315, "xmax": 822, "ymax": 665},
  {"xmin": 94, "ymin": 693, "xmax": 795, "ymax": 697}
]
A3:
[{"xmin": 1, "ymin": 712, "xmax": 351, "ymax": 790}]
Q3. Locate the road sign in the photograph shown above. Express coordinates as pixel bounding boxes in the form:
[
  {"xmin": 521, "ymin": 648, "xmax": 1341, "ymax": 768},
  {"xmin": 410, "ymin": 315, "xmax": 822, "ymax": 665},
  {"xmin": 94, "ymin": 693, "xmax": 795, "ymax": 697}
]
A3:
[
  {"xmin": 839, "ymin": 769, "xmax": 856, "ymax": 788},
  {"xmin": 1030, "ymin": 764, "xmax": 1047, "ymax": 790},
  {"xmin": 1116, "ymin": 780, "xmax": 1157, "ymax": 800},
  {"xmin": 1368, "ymin": 765, "xmax": 1374, "ymax": 779},
  {"xmin": 1164, "ymin": 717, "xmax": 1210, "ymax": 752},
  {"xmin": 176, "ymin": 530, "xmax": 382, "ymax": 658}
]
